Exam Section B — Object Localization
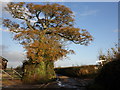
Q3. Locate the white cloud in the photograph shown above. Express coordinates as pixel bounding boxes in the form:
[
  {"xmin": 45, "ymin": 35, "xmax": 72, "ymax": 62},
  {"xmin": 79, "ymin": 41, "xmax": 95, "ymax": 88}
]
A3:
[
  {"xmin": 113, "ymin": 29, "xmax": 118, "ymax": 32},
  {"xmin": 2, "ymin": 51, "xmax": 26, "ymax": 68},
  {"xmin": 73, "ymin": 11, "xmax": 77, "ymax": 16},
  {"xmin": 80, "ymin": 10, "xmax": 98, "ymax": 16},
  {"xmin": 113, "ymin": 29, "xmax": 120, "ymax": 33},
  {"xmin": 1, "ymin": 44, "xmax": 26, "ymax": 68},
  {"xmin": 0, "ymin": 0, "xmax": 13, "ymax": 2},
  {"xmin": 0, "ymin": 28, "xmax": 10, "ymax": 32}
]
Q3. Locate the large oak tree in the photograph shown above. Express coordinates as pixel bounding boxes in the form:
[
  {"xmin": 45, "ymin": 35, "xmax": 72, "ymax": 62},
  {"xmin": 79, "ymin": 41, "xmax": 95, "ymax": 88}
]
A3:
[{"xmin": 3, "ymin": 2, "xmax": 93, "ymax": 84}]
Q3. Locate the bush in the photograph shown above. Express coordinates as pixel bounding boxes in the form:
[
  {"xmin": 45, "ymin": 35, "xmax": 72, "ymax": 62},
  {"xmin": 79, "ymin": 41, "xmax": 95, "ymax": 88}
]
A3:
[
  {"xmin": 22, "ymin": 61, "xmax": 56, "ymax": 84},
  {"xmin": 92, "ymin": 53, "xmax": 120, "ymax": 89}
]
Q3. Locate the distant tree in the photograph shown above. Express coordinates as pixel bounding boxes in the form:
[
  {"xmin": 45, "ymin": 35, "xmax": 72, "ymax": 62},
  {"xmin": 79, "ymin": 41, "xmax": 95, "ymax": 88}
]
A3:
[
  {"xmin": 98, "ymin": 44, "xmax": 119, "ymax": 66},
  {"xmin": 3, "ymin": 2, "xmax": 93, "ymax": 84}
]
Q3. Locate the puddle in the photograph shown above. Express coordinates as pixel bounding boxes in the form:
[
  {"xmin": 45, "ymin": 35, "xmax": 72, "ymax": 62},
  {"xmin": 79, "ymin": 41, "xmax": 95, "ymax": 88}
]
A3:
[{"xmin": 56, "ymin": 78, "xmax": 65, "ymax": 87}]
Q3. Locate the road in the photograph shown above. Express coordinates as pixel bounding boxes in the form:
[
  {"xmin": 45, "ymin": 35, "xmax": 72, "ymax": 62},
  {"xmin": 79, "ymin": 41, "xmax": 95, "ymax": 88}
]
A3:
[
  {"xmin": 2, "ymin": 75, "xmax": 93, "ymax": 90},
  {"xmin": 46, "ymin": 75, "xmax": 93, "ymax": 89}
]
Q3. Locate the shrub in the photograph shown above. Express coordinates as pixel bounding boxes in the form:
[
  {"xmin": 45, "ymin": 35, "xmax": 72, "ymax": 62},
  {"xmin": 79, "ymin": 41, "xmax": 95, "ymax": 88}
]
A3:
[
  {"xmin": 22, "ymin": 61, "xmax": 56, "ymax": 84},
  {"xmin": 97, "ymin": 44, "xmax": 118, "ymax": 66},
  {"xmin": 93, "ymin": 53, "xmax": 120, "ymax": 89}
]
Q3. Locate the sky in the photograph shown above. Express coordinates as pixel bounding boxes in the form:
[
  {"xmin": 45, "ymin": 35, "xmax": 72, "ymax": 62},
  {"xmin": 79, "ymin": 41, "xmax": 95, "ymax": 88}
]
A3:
[
  {"xmin": 0, "ymin": 2, "xmax": 118, "ymax": 68},
  {"xmin": 0, "ymin": 0, "xmax": 119, "ymax": 2}
]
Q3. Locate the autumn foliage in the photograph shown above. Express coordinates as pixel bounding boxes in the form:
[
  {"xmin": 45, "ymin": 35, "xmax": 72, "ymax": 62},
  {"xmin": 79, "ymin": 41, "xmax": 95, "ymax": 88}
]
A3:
[
  {"xmin": 3, "ymin": 2, "xmax": 93, "ymax": 63},
  {"xmin": 3, "ymin": 2, "xmax": 93, "ymax": 83}
]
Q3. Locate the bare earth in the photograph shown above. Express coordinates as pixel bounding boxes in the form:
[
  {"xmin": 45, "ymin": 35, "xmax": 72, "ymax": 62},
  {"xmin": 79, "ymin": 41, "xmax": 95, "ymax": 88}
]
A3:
[{"xmin": 1, "ymin": 75, "xmax": 93, "ymax": 90}]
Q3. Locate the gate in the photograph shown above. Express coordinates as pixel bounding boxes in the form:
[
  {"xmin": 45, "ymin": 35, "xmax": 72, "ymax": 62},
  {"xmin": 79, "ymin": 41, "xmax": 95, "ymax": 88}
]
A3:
[{"xmin": 1, "ymin": 69, "xmax": 22, "ymax": 80}]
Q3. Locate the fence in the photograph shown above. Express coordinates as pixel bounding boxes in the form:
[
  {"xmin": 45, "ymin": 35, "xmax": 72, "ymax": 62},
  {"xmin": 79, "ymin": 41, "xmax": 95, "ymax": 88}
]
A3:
[{"xmin": 1, "ymin": 69, "xmax": 22, "ymax": 80}]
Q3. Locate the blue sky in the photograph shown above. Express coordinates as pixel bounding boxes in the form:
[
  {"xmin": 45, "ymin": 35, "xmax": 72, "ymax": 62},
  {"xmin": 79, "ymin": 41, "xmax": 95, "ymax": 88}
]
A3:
[{"xmin": 0, "ymin": 2, "xmax": 118, "ymax": 68}]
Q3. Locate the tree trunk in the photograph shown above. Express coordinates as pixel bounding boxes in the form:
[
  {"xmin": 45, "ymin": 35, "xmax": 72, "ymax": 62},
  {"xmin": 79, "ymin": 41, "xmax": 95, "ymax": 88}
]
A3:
[{"xmin": 22, "ymin": 61, "xmax": 56, "ymax": 84}]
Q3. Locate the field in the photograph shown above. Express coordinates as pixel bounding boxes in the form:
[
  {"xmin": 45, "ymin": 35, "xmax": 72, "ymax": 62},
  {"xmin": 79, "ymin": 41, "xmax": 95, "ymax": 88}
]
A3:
[{"xmin": 55, "ymin": 65, "xmax": 99, "ymax": 79}]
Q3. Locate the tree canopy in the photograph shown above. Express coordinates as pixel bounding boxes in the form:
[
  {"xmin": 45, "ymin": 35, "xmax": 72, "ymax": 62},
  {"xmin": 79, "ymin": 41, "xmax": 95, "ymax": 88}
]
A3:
[{"xmin": 3, "ymin": 2, "xmax": 93, "ymax": 63}]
